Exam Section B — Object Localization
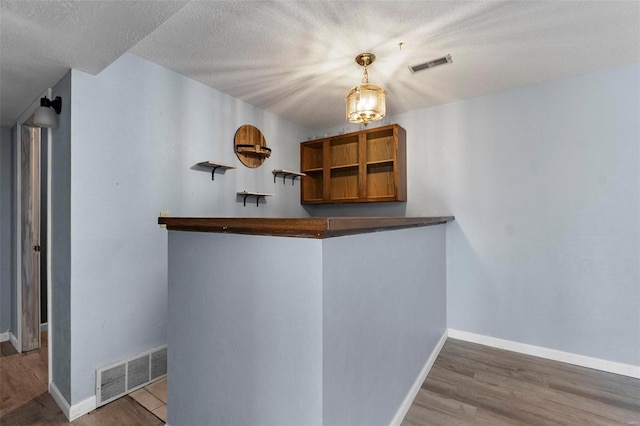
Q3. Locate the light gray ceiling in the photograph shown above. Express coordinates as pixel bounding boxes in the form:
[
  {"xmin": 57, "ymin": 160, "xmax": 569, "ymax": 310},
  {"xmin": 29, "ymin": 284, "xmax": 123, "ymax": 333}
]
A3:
[
  {"xmin": 0, "ymin": 0, "xmax": 188, "ymax": 128},
  {"xmin": 2, "ymin": 1, "xmax": 639, "ymax": 130}
]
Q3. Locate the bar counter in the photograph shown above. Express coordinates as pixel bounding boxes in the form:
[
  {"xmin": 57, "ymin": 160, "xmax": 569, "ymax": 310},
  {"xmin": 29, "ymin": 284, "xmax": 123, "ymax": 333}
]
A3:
[
  {"xmin": 161, "ymin": 216, "xmax": 453, "ymax": 425},
  {"xmin": 158, "ymin": 216, "xmax": 454, "ymax": 238}
]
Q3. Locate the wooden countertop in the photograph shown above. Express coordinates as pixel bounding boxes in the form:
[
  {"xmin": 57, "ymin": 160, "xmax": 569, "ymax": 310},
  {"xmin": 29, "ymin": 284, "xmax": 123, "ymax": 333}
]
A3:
[{"xmin": 157, "ymin": 216, "xmax": 454, "ymax": 239}]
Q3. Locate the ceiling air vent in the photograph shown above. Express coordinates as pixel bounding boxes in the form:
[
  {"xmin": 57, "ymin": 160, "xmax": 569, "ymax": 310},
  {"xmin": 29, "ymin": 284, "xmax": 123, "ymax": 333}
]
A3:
[{"xmin": 409, "ymin": 54, "xmax": 452, "ymax": 74}]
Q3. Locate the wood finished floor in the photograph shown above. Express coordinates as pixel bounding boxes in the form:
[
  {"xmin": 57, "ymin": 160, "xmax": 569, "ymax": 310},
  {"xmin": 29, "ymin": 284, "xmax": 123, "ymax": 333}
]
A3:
[
  {"xmin": 0, "ymin": 393, "xmax": 163, "ymax": 426},
  {"xmin": 129, "ymin": 378, "xmax": 168, "ymax": 422},
  {"xmin": 0, "ymin": 332, "xmax": 162, "ymax": 425},
  {"xmin": 0, "ymin": 332, "xmax": 48, "ymax": 416},
  {"xmin": 402, "ymin": 338, "xmax": 640, "ymax": 426},
  {"xmin": 2, "ymin": 335, "xmax": 639, "ymax": 425},
  {"xmin": 0, "ymin": 340, "xmax": 19, "ymax": 358}
]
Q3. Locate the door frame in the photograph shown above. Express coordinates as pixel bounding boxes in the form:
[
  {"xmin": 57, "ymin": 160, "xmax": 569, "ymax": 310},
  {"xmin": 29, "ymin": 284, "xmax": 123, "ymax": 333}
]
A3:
[{"xmin": 15, "ymin": 88, "xmax": 53, "ymax": 385}]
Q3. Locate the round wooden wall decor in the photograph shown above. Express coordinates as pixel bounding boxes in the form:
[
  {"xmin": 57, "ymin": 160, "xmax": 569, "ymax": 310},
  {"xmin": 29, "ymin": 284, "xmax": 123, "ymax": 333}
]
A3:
[{"xmin": 234, "ymin": 125, "xmax": 272, "ymax": 168}]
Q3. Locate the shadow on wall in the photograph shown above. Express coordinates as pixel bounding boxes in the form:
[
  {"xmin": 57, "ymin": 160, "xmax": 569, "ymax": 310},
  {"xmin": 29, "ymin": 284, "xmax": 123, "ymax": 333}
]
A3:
[
  {"xmin": 304, "ymin": 203, "xmax": 407, "ymax": 217},
  {"xmin": 445, "ymin": 219, "xmax": 493, "ymax": 332}
]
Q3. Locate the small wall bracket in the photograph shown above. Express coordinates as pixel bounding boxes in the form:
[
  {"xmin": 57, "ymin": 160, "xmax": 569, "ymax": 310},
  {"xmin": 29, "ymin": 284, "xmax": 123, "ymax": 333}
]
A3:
[
  {"xmin": 272, "ymin": 169, "xmax": 306, "ymax": 185},
  {"xmin": 209, "ymin": 165, "xmax": 225, "ymax": 180},
  {"xmin": 237, "ymin": 191, "xmax": 274, "ymax": 207}
]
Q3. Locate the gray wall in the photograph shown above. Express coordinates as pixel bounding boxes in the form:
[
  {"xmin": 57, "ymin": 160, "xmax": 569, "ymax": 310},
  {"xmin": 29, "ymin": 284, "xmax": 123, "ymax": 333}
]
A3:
[
  {"xmin": 51, "ymin": 71, "xmax": 72, "ymax": 402},
  {"xmin": 441, "ymin": 63, "xmax": 639, "ymax": 366},
  {"xmin": 67, "ymin": 53, "xmax": 311, "ymax": 404},
  {"xmin": 166, "ymin": 225, "xmax": 447, "ymax": 426},
  {"xmin": 314, "ymin": 63, "xmax": 640, "ymax": 367},
  {"xmin": 323, "ymin": 225, "xmax": 447, "ymax": 425},
  {"xmin": 167, "ymin": 232, "xmax": 323, "ymax": 426},
  {"xmin": 0, "ymin": 127, "xmax": 12, "ymax": 333},
  {"xmin": 51, "ymin": 51, "xmax": 639, "ymax": 408}
]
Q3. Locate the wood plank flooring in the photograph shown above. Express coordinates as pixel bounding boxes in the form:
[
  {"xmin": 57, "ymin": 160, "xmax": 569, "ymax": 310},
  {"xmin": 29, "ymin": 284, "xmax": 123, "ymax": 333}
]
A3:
[
  {"xmin": 0, "ymin": 332, "xmax": 48, "ymax": 416},
  {"xmin": 0, "ymin": 332, "xmax": 162, "ymax": 425},
  {"xmin": 402, "ymin": 338, "xmax": 640, "ymax": 425},
  {"xmin": 129, "ymin": 378, "xmax": 168, "ymax": 422},
  {"xmin": 0, "ymin": 392, "xmax": 162, "ymax": 426},
  {"xmin": 3, "ymin": 333, "xmax": 638, "ymax": 425},
  {"xmin": 0, "ymin": 340, "xmax": 19, "ymax": 358}
]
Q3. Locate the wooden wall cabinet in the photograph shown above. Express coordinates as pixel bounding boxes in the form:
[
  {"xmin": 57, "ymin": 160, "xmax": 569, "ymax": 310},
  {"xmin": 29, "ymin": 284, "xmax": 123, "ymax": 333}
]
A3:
[{"xmin": 300, "ymin": 124, "xmax": 406, "ymax": 204}]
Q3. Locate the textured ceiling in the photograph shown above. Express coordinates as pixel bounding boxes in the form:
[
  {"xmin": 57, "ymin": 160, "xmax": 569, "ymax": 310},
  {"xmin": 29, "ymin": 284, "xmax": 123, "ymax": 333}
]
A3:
[
  {"xmin": 2, "ymin": 1, "xmax": 639, "ymax": 130},
  {"xmin": 0, "ymin": 0, "xmax": 188, "ymax": 127}
]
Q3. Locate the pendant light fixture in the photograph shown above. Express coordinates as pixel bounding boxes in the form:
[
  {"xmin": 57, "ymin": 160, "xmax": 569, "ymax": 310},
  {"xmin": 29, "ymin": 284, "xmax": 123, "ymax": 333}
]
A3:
[{"xmin": 345, "ymin": 53, "xmax": 386, "ymax": 126}]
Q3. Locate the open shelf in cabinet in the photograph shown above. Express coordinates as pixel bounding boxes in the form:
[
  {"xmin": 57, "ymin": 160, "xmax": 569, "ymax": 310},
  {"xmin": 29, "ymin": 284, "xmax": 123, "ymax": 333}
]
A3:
[
  {"xmin": 329, "ymin": 163, "xmax": 359, "ymax": 170},
  {"xmin": 366, "ymin": 159, "xmax": 394, "ymax": 166},
  {"xmin": 302, "ymin": 170, "xmax": 324, "ymax": 201},
  {"xmin": 330, "ymin": 167, "xmax": 359, "ymax": 201},
  {"xmin": 366, "ymin": 129, "xmax": 395, "ymax": 163},
  {"xmin": 366, "ymin": 162, "xmax": 395, "ymax": 199},
  {"xmin": 329, "ymin": 135, "xmax": 359, "ymax": 168},
  {"xmin": 301, "ymin": 141, "xmax": 324, "ymax": 171}
]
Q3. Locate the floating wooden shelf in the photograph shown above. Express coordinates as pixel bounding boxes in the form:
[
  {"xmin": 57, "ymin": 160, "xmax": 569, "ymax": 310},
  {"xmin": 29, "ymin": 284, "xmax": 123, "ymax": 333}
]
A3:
[
  {"xmin": 235, "ymin": 144, "xmax": 272, "ymax": 158},
  {"xmin": 272, "ymin": 169, "xmax": 306, "ymax": 185},
  {"xmin": 197, "ymin": 161, "xmax": 236, "ymax": 180},
  {"xmin": 237, "ymin": 191, "xmax": 274, "ymax": 207},
  {"xmin": 330, "ymin": 163, "xmax": 359, "ymax": 170},
  {"xmin": 366, "ymin": 159, "xmax": 394, "ymax": 166}
]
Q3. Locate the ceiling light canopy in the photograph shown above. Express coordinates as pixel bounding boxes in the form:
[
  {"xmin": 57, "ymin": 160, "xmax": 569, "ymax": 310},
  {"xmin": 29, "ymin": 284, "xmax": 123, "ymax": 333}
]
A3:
[{"xmin": 346, "ymin": 53, "xmax": 386, "ymax": 126}]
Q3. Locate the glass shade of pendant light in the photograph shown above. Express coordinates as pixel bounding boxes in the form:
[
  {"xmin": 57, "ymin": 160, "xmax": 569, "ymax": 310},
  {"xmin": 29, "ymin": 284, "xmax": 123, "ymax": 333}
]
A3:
[
  {"xmin": 33, "ymin": 96, "xmax": 62, "ymax": 129},
  {"xmin": 346, "ymin": 53, "xmax": 386, "ymax": 126}
]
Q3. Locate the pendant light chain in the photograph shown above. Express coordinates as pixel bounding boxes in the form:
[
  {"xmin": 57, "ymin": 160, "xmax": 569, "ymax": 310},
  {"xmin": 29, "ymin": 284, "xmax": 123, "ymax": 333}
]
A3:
[{"xmin": 362, "ymin": 65, "xmax": 369, "ymax": 84}]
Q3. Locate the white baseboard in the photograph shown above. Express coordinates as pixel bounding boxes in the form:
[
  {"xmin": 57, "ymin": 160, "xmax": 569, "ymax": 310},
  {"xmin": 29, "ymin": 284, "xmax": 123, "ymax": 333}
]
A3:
[
  {"xmin": 447, "ymin": 329, "xmax": 640, "ymax": 379},
  {"xmin": 49, "ymin": 382, "xmax": 71, "ymax": 420},
  {"xmin": 40, "ymin": 322, "xmax": 48, "ymax": 332},
  {"xmin": 70, "ymin": 395, "xmax": 97, "ymax": 421},
  {"xmin": 0, "ymin": 331, "xmax": 8, "ymax": 342},
  {"xmin": 389, "ymin": 330, "xmax": 448, "ymax": 426},
  {"xmin": 9, "ymin": 331, "xmax": 19, "ymax": 353},
  {"xmin": 50, "ymin": 381, "xmax": 97, "ymax": 421}
]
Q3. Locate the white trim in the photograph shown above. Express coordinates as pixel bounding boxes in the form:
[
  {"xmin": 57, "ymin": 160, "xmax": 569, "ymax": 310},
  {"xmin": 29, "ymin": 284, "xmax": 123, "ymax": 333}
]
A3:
[
  {"xmin": 49, "ymin": 381, "xmax": 97, "ymax": 421},
  {"xmin": 0, "ymin": 331, "xmax": 8, "ymax": 342},
  {"xmin": 448, "ymin": 329, "xmax": 640, "ymax": 379},
  {"xmin": 14, "ymin": 89, "xmax": 49, "ymax": 355},
  {"xmin": 46, "ymin": 120, "xmax": 53, "ymax": 387},
  {"xmin": 70, "ymin": 395, "xmax": 97, "ymax": 421},
  {"xmin": 15, "ymin": 118, "xmax": 22, "ymax": 353},
  {"xmin": 389, "ymin": 330, "xmax": 448, "ymax": 426},
  {"xmin": 9, "ymin": 331, "xmax": 19, "ymax": 352},
  {"xmin": 15, "ymin": 88, "xmax": 54, "ymax": 380},
  {"xmin": 40, "ymin": 322, "xmax": 48, "ymax": 332},
  {"xmin": 49, "ymin": 381, "xmax": 71, "ymax": 419}
]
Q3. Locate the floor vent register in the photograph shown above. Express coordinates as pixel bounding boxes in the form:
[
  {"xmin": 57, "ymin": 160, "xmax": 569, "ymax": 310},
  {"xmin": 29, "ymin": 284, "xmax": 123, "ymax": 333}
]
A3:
[{"xmin": 95, "ymin": 345, "xmax": 167, "ymax": 407}]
